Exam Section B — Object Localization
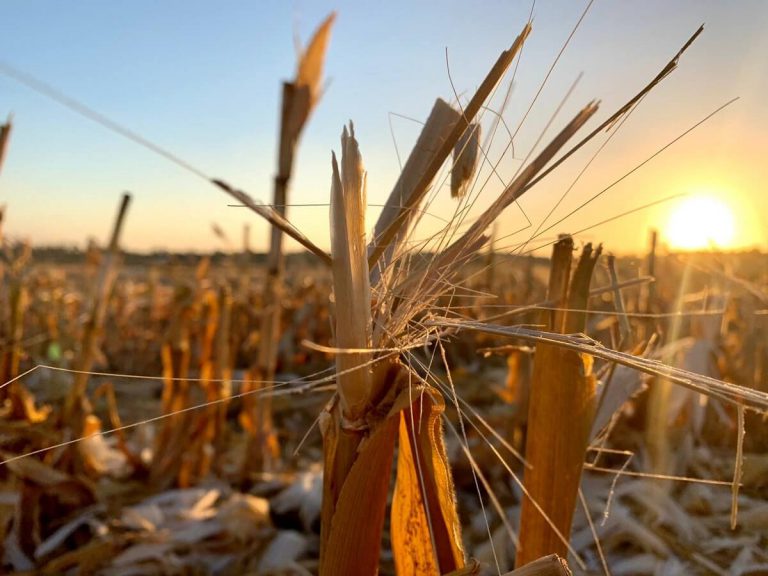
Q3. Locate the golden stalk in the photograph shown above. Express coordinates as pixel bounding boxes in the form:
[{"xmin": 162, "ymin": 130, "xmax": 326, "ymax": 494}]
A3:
[
  {"xmin": 321, "ymin": 125, "xmax": 468, "ymax": 574},
  {"xmin": 330, "ymin": 124, "xmax": 372, "ymax": 420},
  {"xmin": 516, "ymin": 238, "xmax": 601, "ymax": 566},
  {"xmin": 320, "ymin": 123, "xmax": 379, "ymax": 572},
  {"xmin": 0, "ymin": 281, "xmax": 25, "ymax": 388},
  {"xmin": 151, "ymin": 284, "xmax": 194, "ymax": 488},
  {"xmin": 64, "ymin": 192, "xmax": 131, "ymax": 424},
  {"xmin": 212, "ymin": 284, "xmax": 233, "ymax": 453},
  {"xmin": 241, "ymin": 13, "xmax": 335, "ymax": 474},
  {"xmin": 0, "ymin": 280, "xmax": 36, "ymax": 422}
]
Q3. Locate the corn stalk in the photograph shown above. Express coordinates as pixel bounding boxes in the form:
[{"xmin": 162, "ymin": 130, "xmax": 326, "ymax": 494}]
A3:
[
  {"xmin": 318, "ymin": 23, "xmax": 539, "ymax": 572},
  {"xmin": 320, "ymin": 123, "xmax": 396, "ymax": 574},
  {"xmin": 152, "ymin": 282, "xmax": 194, "ymax": 488},
  {"xmin": 241, "ymin": 13, "xmax": 335, "ymax": 475},
  {"xmin": 0, "ymin": 114, "xmax": 11, "ymax": 177},
  {"xmin": 63, "ymin": 192, "xmax": 131, "ymax": 425},
  {"xmin": 320, "ymin": 124, "xmax": 470, "ymax": 575},
  {"xmin": 243, "ymin": 16, "xmax": 703, "ymax": 574},
  {"xmin": 514, "ymin": 238, "xmax": 601, "ymax": 566}
]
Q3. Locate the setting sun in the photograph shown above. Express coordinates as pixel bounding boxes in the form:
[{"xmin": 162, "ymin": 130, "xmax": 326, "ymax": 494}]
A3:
[{"xmin": 664, "ymin": 195, "xmax": 736, "ymax": 250}]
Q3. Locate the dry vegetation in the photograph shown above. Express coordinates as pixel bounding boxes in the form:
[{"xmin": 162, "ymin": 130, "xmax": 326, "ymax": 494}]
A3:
[{"xmin": 1, "ymin": 11, "xmax": 768, "ymax": 576}]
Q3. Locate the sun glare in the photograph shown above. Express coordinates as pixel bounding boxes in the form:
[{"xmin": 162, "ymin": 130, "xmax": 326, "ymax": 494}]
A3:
[{"xmin": 664, "ymin": 195, "xmax": 736, "ymax": 251}]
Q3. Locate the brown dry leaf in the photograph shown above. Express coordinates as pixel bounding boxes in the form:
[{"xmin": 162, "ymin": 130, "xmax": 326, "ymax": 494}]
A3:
[
  {"xmin": 4, "ymin": 522, "xmax": 36, "ymax": 572},
  {"xmin": 270, "ymin": 467, "xmax": 322, "ymax": 532},
  {"xmin": 392, "ymin": 388, "xmax": 464, "ymax": 576},
  {"xmin": 121, "ymin": 503, "xmax": 163, "ymax": 532},
  {"xmin": 13, "ymin": 481, "xmax": 41, "ymax": 568},
  {"xmin": 741, "ymin": 453, "xmax": 768, "ymax": 488},
  {"xmin": 2, "ymin": 452, "xmax": 71, "ymax": 486},
  {"xmin": 111, "ymin": 541, "xmax": 175, "ymax": 568},
  {"xmin": 258, "ymin": 531, "xmax": 310, "ymax": 573}
]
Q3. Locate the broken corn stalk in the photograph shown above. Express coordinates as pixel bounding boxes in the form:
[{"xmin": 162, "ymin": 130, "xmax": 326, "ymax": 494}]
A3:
[{"xmin": 516, "ymin": 238, "xmax": 601, "ymax": 566}]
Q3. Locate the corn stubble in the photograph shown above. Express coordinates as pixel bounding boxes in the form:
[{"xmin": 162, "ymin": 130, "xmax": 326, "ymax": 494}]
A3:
[
  {"xmin": 516, "ymin": 237, "xmax": 601, "ymax": 566},
  {"xmin": 309, "ymin": 20, "xmax": 603, "ymax": 573},
  {"xmin": 241, "ymin": 13, "xmax": 336, "ymax": 476},
  {"xmin": 305, "ymin": 15, "xmax": 737, "ymax": 576},
  {"xmin": 3, "ymin": 9, "xmax": 765, "ymax": 576}
]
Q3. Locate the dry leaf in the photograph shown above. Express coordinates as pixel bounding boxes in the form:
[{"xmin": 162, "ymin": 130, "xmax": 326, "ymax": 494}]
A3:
[{"xmin": 392, "ymin": 388, "xmax": 464, "ymax": 575}]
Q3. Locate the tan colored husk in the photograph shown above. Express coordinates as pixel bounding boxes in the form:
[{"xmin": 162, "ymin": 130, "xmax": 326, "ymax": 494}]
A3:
[
  {"xmin": 330, "ymin": 123, "xmax": 372, "ymax": 421},
  {"xmin": 392, "ymin": 389, "xmax": 465, "ymax": 575},
  {"xmin": 320, "ymin": 404, "xmax": 399, "ymax": 575}
]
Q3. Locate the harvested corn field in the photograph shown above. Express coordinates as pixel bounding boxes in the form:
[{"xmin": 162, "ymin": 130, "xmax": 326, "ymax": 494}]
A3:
[{"xmin": 1, "ymin": 3, "xmax": 767, "ymax": 575}]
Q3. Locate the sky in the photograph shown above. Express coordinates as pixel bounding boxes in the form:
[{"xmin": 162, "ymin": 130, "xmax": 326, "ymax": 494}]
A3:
[{"xmin": 1, "ymin": 0, "xmax": 767, "ymax": 256}]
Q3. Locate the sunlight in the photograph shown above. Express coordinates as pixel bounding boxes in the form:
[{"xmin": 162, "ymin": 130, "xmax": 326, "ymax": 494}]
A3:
[{"xmin": 664, "ymin": 194, "xmax": 735, "ymax": 250}]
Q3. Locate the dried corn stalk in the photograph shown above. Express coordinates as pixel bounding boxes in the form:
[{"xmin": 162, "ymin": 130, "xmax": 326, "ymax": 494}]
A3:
[
  {"xmin": 151, "ymin": 283, "xmax": 194, "ymax": 487},
  {"xmin": 315, "ymin": 22, "xmax": 614, "ymax": 573},
  {"xmin": 0, "ymin": 114, "xmax": 12, "ymax": 176},
  {"xmin": 241, "ymin": 12, "xmax": 335, "ymax": 474},
  {"xmin": 330, "ymin": 124, "xmax": 372, "ymax": 421},
  {"xmin": 320, "ymin": 124, "xmax": 395, "ymax": 574},
  {"xmin": 367, "ymin": 24, "xmax": 532, "ymax": 271},
  {"xmin": 370, "ymin": 98, "xmax": 462, "ymax": 285},
  {"xmin": 320, "ymin": 123, "xmax": 469, "ymax": 575},
  {"xmin": 0, "ymin": 277, "xmax": 46, "ymax": 423},
  {"xmin": 516, "ymin": 238, "xmax": 601, "ymax": 566},
  {"xmin": 64, "ymin": 192, "xmax": 131, "ymax": 425}
]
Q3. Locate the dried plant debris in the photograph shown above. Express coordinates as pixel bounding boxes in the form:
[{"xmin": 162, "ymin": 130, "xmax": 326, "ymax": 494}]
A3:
[{"xmin": 1, "ymin": 10, "xmax": 766, "ymax": 576}]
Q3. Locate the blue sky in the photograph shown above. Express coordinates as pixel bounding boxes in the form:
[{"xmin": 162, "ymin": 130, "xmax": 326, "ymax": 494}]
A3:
[{"xmin": 1, "ymin": 1, "xmax": 767, "ymax": 254}]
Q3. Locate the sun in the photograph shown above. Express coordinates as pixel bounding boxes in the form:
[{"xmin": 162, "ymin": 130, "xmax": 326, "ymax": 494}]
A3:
[{"xmin": 664, "ymin": 195, "xmax": 736, "ymax": 251}]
